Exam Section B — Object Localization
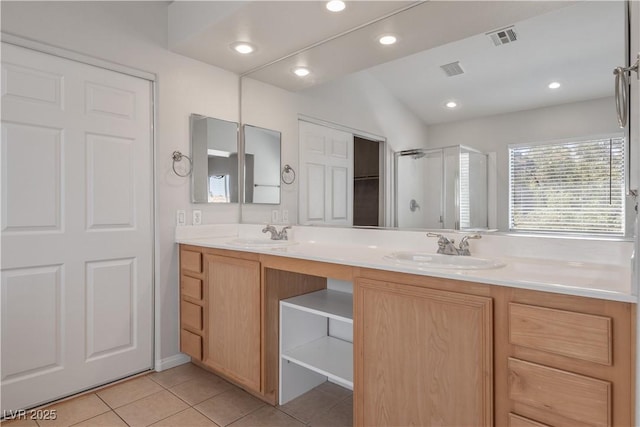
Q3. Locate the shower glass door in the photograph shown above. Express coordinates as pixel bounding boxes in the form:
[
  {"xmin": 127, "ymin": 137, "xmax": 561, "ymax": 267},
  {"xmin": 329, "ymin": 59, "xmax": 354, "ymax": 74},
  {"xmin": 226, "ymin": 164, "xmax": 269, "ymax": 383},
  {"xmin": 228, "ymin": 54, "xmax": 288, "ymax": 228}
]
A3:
[
  {"xmin": 395, "ymin": 149, "xmax": 443, "ymax": 228},
  {"xmin": 394, "ymin": 145, "xmax": 488, "ymax": 230}
]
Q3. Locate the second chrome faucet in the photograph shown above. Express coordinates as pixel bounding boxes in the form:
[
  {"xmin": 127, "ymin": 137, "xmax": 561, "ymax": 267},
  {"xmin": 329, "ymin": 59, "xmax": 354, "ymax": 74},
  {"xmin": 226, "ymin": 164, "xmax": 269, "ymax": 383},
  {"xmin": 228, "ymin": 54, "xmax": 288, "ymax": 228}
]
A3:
[
  {"xmin": 262, "ymin": 224, "xmax": 291, "ymax": 241},
  {"xmin": 427, "ymin": 232, "xmax": 481, "ymax": 256}
]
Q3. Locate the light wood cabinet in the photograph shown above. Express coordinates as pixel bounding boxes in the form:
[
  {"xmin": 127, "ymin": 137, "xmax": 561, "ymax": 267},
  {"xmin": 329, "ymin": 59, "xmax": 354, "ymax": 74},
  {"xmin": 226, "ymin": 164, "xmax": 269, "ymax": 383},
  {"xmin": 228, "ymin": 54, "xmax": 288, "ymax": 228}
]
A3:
[
  {"xmin": 354, "ymin": 277, "xmax": 493, "ymax": 426},
  {"xmin": 179, "ymin": 245, "xmax": 328, "ymax": 403},
  {"xmin": 179, "ymin": 245, "xmax": 635, "ymax": 424},
  {"xmin": 509, "ymin": 303, "xmax": 612, "ymax": 365},
  {"xmin": 179, "ymin": 247, "xmax": 204, "ymax": 360},
  {"xmin": 503, "ymin": 290, "xmax": 633, "ymax": 427},
  {"xmin": 509, "ymin": 413, "xmax": 551, "ymax": 427},
  {"xmin": 203, "ymin": 254, "xmax": 262, "ymax": 392},
  {"xmin": 508, "ymin": 357, "xmax": 611, "ymax": 427}
]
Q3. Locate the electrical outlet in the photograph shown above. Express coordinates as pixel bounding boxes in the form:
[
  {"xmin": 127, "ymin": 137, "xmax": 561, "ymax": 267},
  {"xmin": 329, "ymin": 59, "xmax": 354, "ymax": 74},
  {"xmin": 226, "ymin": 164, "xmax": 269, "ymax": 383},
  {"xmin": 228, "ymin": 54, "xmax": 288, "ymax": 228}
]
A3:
[
  {"xmin": 282, "ymin": 209, "xmax": 289, "ymax": 223},
  {"xmin": 271, "ymin": 210, "xmax": 279, "ymax": 223},
  {"xmin": 176, "ymin": 210, "xmax": 186, "ymax": 226},
  {"xmin": 193, "ymin": 210, "xmax": 202, "ymax": 225}
]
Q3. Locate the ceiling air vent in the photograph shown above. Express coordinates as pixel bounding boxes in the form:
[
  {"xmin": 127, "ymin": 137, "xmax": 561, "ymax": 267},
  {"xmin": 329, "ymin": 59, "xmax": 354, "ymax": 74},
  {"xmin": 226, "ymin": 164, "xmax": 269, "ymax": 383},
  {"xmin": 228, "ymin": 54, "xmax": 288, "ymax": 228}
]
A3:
[
  {"xmin": 487, "ymin": 26, "xmax": 518, "ymax": 46},
  {"xmin": 440, "ymin": 61, "xmax": 464, "ymax": 77}
]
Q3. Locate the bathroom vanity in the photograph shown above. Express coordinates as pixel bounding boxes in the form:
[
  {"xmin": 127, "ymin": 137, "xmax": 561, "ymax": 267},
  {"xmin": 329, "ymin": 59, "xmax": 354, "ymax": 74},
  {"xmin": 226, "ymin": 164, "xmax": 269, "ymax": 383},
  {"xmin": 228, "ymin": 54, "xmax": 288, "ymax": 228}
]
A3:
[{"xmin": 177, "ymin": 226, "xmax": 635, "ymax": 427}]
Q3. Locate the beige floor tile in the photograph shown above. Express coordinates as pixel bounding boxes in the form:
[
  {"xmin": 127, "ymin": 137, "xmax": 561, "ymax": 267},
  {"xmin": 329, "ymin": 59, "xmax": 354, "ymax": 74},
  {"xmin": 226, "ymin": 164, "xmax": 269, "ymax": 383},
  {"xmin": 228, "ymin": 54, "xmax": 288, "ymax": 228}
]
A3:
[
  {"xmin": 314, "ymin": 382, "xmax": 352, "ymax": 400},
  {"xmin": 194, "ymin": 389, "xmax": 264, "ymax": 426},
  {"xmin": 0, "ymin": 417, "xmax": 38, "ymax": 426},
  {"xmin": 307, "ymin": 396, "xmax": 353, "ymax": 427},
  {"xmin": 168, "ymin": 375, "xmax": 233, "ymax": 406},
  {"xmin": 149, "ymin": 363, "xmax": 210, "ymax": 389},
  {"xmin": 150, "ymin": 408, "xmax": 220, "ymax": 427},
  {"xmin": 228, "ymin": 406, "xmax": 304, "ymax": 427},
  {"xmin": 115, "ymin": 390, "xmax": 188, "ymax": 427},
  {"xmin": 38, "ymin": 394, "xmax": 110, "ymax": 427},
  {"xmin": 97, "ymin": 376, "xmax": 163, "ymax": 409},
  {"xmin": 278, "ymin": 388, "xmax": 342, "ymax": 424},
  {"xmin": 71, "ymin": 411, "xmax": 128, "ymax": 427}
]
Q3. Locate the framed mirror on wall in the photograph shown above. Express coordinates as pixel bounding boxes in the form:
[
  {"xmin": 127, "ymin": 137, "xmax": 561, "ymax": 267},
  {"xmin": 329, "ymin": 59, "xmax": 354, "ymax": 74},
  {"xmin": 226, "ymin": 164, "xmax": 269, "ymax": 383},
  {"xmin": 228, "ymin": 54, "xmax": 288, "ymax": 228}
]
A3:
[
  {"xmin": 243, "ymin": 125, "xmax": 282, "ymax": 205},
  {"xmin": 190, "ymin": 114, "xmax": 239, "ymax": 204}
]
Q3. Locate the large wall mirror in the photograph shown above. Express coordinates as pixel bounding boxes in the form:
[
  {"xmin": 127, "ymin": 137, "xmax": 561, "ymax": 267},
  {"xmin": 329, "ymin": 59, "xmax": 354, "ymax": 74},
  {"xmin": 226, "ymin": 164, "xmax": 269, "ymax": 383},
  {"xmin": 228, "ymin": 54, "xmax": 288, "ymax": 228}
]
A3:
[
  {"xmin": 239, "ymin": 1, "xmax": 630, "ymax": 233},
  {"xmin": 243, "ymin": 125, "xmax": 282, "ymax": 205},
  {"xmin": 191, "ymin": 114, "xmax": 239, "ymax": 203}
]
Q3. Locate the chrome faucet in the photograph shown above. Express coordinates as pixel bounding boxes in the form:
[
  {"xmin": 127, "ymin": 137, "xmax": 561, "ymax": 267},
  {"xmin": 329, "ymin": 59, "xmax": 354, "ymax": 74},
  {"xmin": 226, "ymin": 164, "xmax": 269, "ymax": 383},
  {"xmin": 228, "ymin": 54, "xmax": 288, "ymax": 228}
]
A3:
[
  {"xmin": 427, "ymin": 233, "xmax": 459, "ymax": 255},
  {"xmin": 427, "ymin": 232, "xmax": 481, "ymax": 256},
  {"xmin": 457, "ymin": 234, "xmax": 482, "ymax": 256},
  {"xmin": 262, "ymin": 224, "xmax": 291, "ymax": 240}
]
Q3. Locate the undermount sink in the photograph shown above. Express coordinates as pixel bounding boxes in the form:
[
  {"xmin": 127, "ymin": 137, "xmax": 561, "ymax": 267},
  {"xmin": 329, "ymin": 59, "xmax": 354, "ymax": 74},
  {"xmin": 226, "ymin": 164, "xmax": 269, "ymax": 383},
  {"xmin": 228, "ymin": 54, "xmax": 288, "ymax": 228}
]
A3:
[
  {"xmin": 384, "ymin": 251, "xmax": 505, "ymax": 270},
  {"xmin": 228, "ymin": 238, "xmax": 298, "ymax": 248}
]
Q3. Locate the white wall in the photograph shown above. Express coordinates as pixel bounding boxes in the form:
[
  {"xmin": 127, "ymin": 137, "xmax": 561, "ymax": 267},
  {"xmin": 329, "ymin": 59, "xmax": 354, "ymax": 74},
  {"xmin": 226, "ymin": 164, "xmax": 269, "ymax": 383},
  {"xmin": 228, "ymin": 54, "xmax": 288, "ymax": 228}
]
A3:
[
  {"xmin": 1, "ymin": 1, "xmax": 240, "ymax": 366},
  {"xmin": 427, "ymin": 96, "xmax": 621, "ymax": 231},
  {"xmin": 241, "ymin": 70, "xmax": 430, "ymax": 225},
  {"xmin": 240, "ymin": 79, "xmax": 301, "ymax": 224}
]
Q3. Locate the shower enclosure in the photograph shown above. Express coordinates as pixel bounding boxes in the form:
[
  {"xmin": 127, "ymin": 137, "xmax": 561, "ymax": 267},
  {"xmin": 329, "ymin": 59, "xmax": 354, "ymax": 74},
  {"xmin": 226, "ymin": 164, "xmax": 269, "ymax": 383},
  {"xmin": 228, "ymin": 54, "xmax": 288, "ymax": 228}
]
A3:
[{"xmin": 394, "ymin": 145, "xmax": 488, "ymax": 230}]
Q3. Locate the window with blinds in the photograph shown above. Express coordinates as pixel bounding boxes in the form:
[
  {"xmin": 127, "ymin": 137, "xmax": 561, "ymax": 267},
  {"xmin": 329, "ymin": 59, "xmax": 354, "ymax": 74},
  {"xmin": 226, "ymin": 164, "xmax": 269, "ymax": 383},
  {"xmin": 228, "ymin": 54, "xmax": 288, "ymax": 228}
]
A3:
[
  {"xmin": 509, "ymin": 137, "xmax": 625, "ymax": 235},
  {"xmin": 459, "ymin": 152, "xmax": 471, "ymax": 228}
]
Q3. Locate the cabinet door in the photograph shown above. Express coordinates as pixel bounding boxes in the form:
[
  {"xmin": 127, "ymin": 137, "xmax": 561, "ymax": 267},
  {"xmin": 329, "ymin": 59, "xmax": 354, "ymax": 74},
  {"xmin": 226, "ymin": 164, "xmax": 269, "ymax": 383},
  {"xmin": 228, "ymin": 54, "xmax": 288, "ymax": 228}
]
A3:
[
  {"xmin": 203, "ymin": 255, "xmax": 261, "ymax": 392},
  {"xmin": 354, "ymin": 278, "xmax": 493, "ymax": 427}
]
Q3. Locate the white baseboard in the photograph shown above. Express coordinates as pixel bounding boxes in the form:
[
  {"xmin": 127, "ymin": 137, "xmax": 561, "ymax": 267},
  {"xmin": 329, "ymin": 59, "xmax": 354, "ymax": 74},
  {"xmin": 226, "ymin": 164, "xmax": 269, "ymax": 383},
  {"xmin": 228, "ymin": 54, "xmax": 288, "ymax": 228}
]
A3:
[{"xmin": 154, "ymin": 353, "xmax": 191, "ymax": 372}]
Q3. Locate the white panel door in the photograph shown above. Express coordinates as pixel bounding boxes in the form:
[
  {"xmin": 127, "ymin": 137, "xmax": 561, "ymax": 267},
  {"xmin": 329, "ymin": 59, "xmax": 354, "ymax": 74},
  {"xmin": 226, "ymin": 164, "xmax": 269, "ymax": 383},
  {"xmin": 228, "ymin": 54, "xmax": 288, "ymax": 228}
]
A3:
[
  {"xmin": 299, "ymin": 121, "xmax": 353, "ymax": 225},
  {"xmin": 1, "ymin": 43, "xmax": 153, "ymax": 411}
]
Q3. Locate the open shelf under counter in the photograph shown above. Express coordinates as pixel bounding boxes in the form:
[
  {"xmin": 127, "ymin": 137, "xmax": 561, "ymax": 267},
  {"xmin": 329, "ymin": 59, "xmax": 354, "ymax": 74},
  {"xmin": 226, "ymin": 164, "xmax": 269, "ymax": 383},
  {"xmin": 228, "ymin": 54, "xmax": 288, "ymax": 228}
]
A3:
[
  {"xmin": 279, "ymin": 288, "xmax": 354, "ymax": 404},
  {"xmin": 282, "ymin": 335, "xmax": 353, "ymax": 389},
  {"xmin": 280, "ymin": 289, "xmax": 353, "ymax": 323}
]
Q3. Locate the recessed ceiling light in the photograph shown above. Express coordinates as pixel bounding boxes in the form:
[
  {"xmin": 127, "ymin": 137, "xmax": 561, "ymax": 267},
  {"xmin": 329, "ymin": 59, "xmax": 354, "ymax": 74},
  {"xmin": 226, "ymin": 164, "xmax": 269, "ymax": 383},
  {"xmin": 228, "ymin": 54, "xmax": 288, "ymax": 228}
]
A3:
[
  {"xmin": 548, "ymin": 81, "xmax": 561, "ymax": 89},
  {"xmin": 326, "ymin": 0, "xmax": 346, "ymax": 12},
  {"xmin": 445, "ymin": 101, "xmax": 458, "ymax": 109},
  {"xmin": 231, "ymin": 42, "xmax": 255, "ymax": 55},
  {"xmin": 379, "ymin": 35, "xmax": 397, "ymax": 46},
  {"xmin": 293, "ymin": 67, "xmax": 310, "ymax": 77}
]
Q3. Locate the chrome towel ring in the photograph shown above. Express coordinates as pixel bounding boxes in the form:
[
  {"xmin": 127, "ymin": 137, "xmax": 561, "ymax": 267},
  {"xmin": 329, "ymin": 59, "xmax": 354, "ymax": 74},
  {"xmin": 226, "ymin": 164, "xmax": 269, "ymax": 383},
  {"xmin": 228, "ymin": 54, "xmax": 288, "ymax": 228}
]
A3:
[
  {"xmin": 281, "ymin": 164, "xmax": 296, "ymax": 185},
  {"xmin": 172, "ymin": 151, "xmax": 192, "ymax": 177},
  {"xmin": 614, "ymin": 53, "xmax": 639, "ymax": 128}
]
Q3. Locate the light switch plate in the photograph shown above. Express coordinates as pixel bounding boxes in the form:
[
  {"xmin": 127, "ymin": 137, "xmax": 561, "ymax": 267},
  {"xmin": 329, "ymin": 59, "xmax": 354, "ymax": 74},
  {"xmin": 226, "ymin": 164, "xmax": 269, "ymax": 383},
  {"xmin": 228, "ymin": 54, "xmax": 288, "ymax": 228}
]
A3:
[
  {"xmin": 271, "ymin": 210, "xmax": 279, "ymax": 223},
  {"xmin": 176, "ymin": 210, "xmax": 186, "ymax": 226},
  {"xmin": 282, "ymin": 209, "xmax": 289, "ymax": 223},
  {"xmin": 193, "ymin": 210, "xmax": 202, "ymax": 225}
]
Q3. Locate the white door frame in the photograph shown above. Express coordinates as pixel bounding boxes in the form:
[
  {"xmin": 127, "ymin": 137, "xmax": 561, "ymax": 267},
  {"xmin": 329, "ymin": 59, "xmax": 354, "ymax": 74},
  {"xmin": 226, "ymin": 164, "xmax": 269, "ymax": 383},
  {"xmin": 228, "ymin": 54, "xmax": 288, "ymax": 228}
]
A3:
[{"xmin": 1, "ymin": 33, "xmax": 159, "ymax": 372}]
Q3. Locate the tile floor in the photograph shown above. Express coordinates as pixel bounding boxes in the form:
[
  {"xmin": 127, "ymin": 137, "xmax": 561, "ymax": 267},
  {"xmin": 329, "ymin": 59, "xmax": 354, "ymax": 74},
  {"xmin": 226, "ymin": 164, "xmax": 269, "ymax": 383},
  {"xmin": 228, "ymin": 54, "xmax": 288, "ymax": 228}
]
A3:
[{"xmin": 1, "ymin": 363, "xmax": 353, "ymax": 427}]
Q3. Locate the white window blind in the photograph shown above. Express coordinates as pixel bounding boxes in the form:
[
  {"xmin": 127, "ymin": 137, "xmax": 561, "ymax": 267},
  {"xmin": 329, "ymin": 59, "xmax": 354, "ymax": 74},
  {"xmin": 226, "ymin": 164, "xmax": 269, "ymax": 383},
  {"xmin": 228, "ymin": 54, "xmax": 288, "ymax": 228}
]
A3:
[
  {"xmin": 459, "ymin": 152, "xmax": 470, "ymax": 228},
  {"xmin": 509, "ymin": 137, "xmax": 625, "ymax": 235}
]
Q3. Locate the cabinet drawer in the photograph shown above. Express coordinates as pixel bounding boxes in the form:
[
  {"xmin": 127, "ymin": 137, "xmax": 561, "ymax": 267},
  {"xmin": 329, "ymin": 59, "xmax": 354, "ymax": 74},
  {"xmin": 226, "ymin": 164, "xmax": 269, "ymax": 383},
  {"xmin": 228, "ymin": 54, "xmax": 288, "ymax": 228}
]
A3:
[
  {"xmin": 509, "ymin": 413, "xmax": 551, "ymax": 427},
  {"xmin": 508, "ymin": 358, "xmax": 611, "ymax": 427},
  {"xmin": 181, "ymin": 249, "xmax": 202, "ymax": 274},
  {"xmin": 509, "ymin": 303, "xmax": 612, "ymax": 365},
  {"xmin": 181, "ymin": 329, "xmax": 202, "ymax": 360},
  {"xmin": 181, "ymin": 300, "xmax": 202, "ymax": 331},
  {"xmin": 181, "ymin": 276, "xmax": 202, "ymax": 300}
]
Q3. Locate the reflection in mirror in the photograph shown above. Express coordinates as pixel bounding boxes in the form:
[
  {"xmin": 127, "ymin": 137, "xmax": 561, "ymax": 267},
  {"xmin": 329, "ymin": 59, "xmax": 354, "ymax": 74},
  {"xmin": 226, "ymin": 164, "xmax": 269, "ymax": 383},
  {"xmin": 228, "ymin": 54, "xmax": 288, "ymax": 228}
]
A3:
[
  {"xmin": 190, "ymin": 114, "xmax": 239, "ymax": 203},
  {"xmin": 396, "ymin": 146, "xmax": 488, "ymax": 230},
  {"xmin": 243, "ymin": 125, "xmax": 282, "ymax": 204},
  {"xmin": 240, "ymin": 1, "xmax": 627, "ymax": 232}
]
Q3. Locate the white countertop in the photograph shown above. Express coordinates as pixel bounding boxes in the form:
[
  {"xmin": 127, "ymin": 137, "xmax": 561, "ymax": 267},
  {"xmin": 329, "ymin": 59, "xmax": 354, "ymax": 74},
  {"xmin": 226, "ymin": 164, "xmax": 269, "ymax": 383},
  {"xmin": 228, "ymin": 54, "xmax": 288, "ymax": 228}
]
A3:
[{"xmin": 176, "ymin": 224, "xmax": 636, "ymax": 303}]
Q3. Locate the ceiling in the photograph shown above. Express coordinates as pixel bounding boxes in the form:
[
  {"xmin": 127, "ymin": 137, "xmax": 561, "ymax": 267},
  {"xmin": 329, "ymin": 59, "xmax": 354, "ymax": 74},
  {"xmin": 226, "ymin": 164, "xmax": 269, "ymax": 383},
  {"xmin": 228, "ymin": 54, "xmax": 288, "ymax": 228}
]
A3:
[
  {"xmin": 168, "ymin": 1, "xmax": 626, "ymax": 126},
  {"xmin": 355, "ymin": 1, "xmax": 625, "ymax": 124},
  {"xmin": 168, "ymin": 1, "xmax": 416, "ymax": 75}
]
